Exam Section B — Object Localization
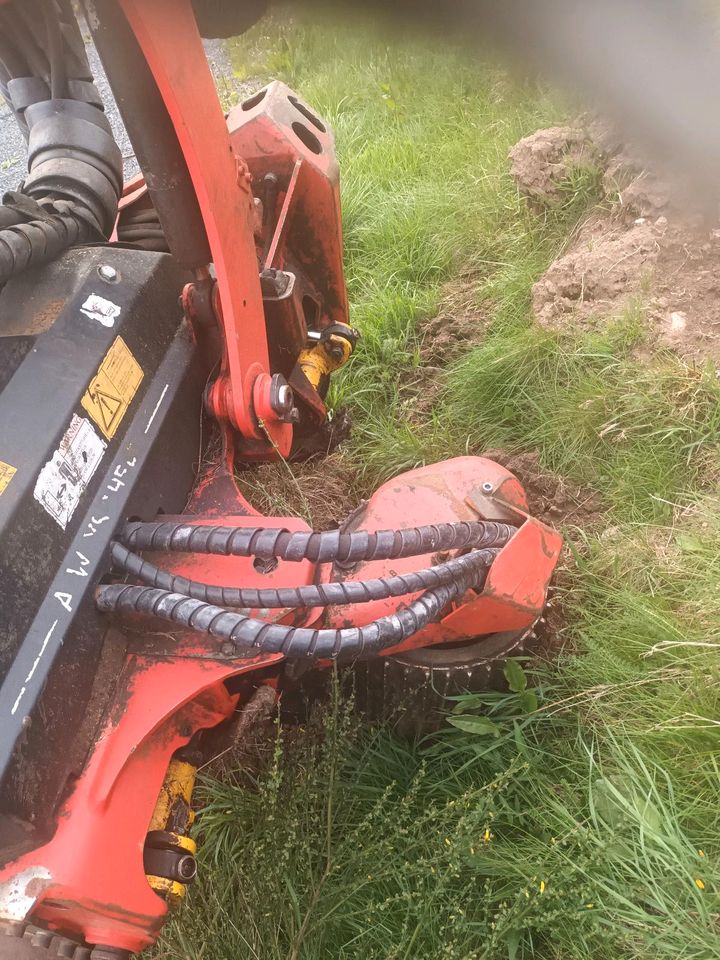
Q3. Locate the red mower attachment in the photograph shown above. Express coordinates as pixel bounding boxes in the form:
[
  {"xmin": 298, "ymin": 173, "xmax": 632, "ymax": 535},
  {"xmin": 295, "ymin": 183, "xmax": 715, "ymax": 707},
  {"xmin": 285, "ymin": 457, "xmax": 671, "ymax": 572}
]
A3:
[
  {"xmin": 0, "ymin": 456, "xmax": 560, "ymax": 955},
  {"xmin": 322, "ymin": 456, "xmax": 561, "ymax": 650}
]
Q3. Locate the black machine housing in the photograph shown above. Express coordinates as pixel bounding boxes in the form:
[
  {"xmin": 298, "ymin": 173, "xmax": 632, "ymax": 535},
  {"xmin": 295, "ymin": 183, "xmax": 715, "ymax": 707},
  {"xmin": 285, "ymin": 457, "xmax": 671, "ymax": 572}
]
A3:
[{"xmin": 0, "ymin": 246, "xmax": 210, "ymax": 847}]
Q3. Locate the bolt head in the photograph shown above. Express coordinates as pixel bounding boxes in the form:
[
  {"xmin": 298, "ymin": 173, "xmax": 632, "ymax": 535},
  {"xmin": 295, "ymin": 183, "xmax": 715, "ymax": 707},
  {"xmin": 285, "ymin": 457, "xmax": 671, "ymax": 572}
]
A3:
[
  {"xmin": 481, "ymin": 481, "xmax": 494, "ymax": 493},
  {"xmin": 98, "ymin": 264, "xmax": 118, "ymax": 282},
  {"xmin": 253, "ymin": 556, "xmax": 279, "ymax": 575},
  {"xmin": 269, "ymin": 375, "xmax": 294, "ymax": 419},
  {"xmin": 277, "ymin": 384, "xmax": 293, "ymax": 409}
]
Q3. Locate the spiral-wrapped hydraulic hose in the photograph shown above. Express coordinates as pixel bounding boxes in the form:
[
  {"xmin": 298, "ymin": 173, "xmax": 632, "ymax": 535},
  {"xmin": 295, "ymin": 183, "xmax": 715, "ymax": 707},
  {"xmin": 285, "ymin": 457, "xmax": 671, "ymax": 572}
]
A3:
[
  {"xmin": 120, "ymin": 519, "xmax": 515, "ymax": 564},
  {"xmin": 100, "ymin": 519, "xmax": 513, "ymax": 660},
  {"xmin": 96, "ymin": 564, "xmax": 482, "ymax": 660},
  {"xmin": 110, "ymin": 540, "xmax": 499, "ymax": 609}
]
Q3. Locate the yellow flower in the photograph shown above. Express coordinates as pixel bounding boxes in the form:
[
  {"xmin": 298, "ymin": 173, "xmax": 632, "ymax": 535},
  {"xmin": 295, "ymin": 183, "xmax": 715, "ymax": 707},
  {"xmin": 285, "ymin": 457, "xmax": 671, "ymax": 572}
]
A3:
[
  {"xmin": 483, "ymin": 828, "xmax": 492, "ymax": 844},
  {"xmin": 444, "ymin": 837, "xmax": 451, "ymax": 847},
  {"xmin": 539, "ymin": 880, "xmax": 546, "ymax": 894},
  {"xmin": 695, "ymin": 878, "xmax": 705, "ymax": 891},
  {"xmin": 585, "ymin": 904, "xmax": 594, "ymax": 910},
  {"xmin": 698, "ymin": 849, "xmax": 706, "ymax": 858}
]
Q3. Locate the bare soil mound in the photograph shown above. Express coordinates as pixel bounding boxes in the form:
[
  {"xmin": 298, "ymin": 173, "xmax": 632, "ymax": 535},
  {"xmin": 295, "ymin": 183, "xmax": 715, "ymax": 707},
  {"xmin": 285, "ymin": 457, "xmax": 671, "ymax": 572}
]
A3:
[
  {"xmin": 508, "ymin": 126, "xmax": 599, "ymax": 206},
  {"xmin": 517, "ymin": 122, "xmax": 720, "ymax": 363},
  {"xmin": 418, "ymin": 277, "xmax": 489, "ymax": 367},
  {"xmin": 532, "ymin": 214, "xmax": 720, "ymax": 362},
  {"xmin": 532, "ymin": 214, "xmax": 660, "ymax": 332}
]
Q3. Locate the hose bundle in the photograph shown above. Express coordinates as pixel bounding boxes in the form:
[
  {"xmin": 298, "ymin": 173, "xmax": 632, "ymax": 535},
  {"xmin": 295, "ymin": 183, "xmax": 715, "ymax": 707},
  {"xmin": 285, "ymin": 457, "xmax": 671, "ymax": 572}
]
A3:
[
  {"xmin": 98, "ymin": 520, "xmax": 515, "ymax": 660},
  {"xmin": 0, "ymin": 0, "xmax": 122, "ymax": 284},
  {"xmin": 109, "ymin": 541, "xmax": 499, "ymax": 610}
]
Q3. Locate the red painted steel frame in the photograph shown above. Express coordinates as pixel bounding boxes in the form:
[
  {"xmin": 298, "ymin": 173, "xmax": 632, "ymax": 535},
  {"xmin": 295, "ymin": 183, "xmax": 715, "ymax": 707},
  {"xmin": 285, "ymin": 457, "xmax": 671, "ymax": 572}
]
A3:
[
  {"xmin": 0, "ymin": 513, "xmax": 318, "ymax": 952},
  {"xmin": 226, "ymin": 80, "xmax": 349, "ymax": 329},
  {"xmin": 117, "ymin": 0, "xmax": 292, "ymax": 456},
  {"xmin": 0, "ymin": 661, "xmax": 249, "ymax": 951},
  {"xmin": 0, "ymin": 460, "xmax": 560, "ymax": 952}
]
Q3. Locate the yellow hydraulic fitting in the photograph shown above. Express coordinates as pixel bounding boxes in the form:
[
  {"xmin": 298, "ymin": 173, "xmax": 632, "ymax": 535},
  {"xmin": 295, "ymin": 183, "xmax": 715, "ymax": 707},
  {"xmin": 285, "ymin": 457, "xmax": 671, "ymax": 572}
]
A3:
[
  {"xmin": 145, "ymin": 755, "xmax": 199, "ymax": 906},
  {"xmin": 147, "ymin": 758, "xmax": 197, "ymax": 834},
  {"xmin": 299, "ymin": 322, "xmax": 357, "ymax": 390},
  {"xmin": 146, "ymin": 876, "xmax": 187, "ymax": 906}
]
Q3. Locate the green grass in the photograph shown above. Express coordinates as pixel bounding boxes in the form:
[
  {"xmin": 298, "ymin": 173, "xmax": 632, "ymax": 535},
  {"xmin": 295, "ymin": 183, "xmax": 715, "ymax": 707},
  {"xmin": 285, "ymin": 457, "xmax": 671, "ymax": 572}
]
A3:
[
  {"xmin": 161, "ymin": 618, "xmax": 720, "ymax": 959},
  {"xmin": 446, "ymin": 316, "xmax": 720, "ymax": 523},
  {"xmin": 156, "ymin": 14, "xmax": 720, "ymax": 960}
]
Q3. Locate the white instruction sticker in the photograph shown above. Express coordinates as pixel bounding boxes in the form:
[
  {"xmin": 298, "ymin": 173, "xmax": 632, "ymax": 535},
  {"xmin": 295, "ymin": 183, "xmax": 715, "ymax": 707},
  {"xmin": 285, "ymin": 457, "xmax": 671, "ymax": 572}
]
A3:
[
  {"xmin": 80, "ymin": 294, "xmax": 121, "ymax": 328},
  {"xmin": 34, "ymin": 415, "xmax": 106, "ymax": 529}
]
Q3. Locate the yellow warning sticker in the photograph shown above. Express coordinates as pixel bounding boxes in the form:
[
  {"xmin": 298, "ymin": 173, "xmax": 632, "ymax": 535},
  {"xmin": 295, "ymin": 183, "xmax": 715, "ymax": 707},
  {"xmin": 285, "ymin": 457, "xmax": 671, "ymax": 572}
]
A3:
[
  {"xmin": 0, "ymin": 461, "xmax": 17, "ymax": 496},
  {"xmin": 81, "ymin": 336, "xmax": 144, "ymax": 439}
]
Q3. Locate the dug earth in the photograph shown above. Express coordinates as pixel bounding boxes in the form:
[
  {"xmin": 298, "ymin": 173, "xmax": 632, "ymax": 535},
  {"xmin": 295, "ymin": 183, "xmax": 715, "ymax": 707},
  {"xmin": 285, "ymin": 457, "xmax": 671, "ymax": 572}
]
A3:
[{"xmin": 510, "ymin": 123, "xmax": 720, "ymax": 365}]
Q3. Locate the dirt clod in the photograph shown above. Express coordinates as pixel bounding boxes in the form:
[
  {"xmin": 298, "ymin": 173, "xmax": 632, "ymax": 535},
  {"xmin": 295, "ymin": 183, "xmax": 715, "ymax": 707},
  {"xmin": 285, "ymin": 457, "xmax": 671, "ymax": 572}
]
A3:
[
  {"xmin": 531, "ymin": 208, "xmax": 720, "ymax": 362},
  {"xmin": 532, "ymin": 214, "xmax": 660, "ymax": 332},
  {"xmin": 401, "ymin": 276, "xmax": 490, "ymax": 423},
  {"xmin": 508, "ymin": 126, "xmax": 599, "ymax": 205},
  {"xmin": 649, "ymin": 227, "xmax": 720, "ymax": 362},
  {"xmin": 517, "ymin": 120, "xmax": 720, "ymax": 363},
  {"xmin": 602, "ymin": 153, "xmax": 674, "ymax": 218},
  {"xmin": 419, "ymin": 283, "xmax": 488, "ymax": 367}
]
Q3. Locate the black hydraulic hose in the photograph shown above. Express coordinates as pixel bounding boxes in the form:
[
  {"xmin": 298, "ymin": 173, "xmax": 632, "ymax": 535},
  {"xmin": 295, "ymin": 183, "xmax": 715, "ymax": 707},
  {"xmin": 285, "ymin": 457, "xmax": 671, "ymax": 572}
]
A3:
[
  {"xmin": 120, "ymin": 519, "xmax": 516, "ymax": 565},
  {"xmin": 116, "ymin": 226, "xmax": 167, "ymax": 240},
  {"xmin": 121, "ymin": 210, "xmax": 163, "ymax": 225},
  {"xmin": 0, "ymin": 32, "xmax": 28, "ymax": 80},
  {"xmin": 96, "ymin": 568, "xmax": 480, "ymax": 660},
  {"xmin": 43, "ymin": 0, "xmax": 68, "ymax": 99},
  {"xmin": 0, "ymin": 202, "xmax": 96, "ymax": 285},
  {"xmin": 110, "ymin": 540, "xmax": 498, "ymax": 609},
  {"xmin": 0, "ymin": 6, "xmax": 47, "ymax": 80},
  {"xmin": 56, "ymin": 0, "xmax": 93, "ymax": 82}
]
